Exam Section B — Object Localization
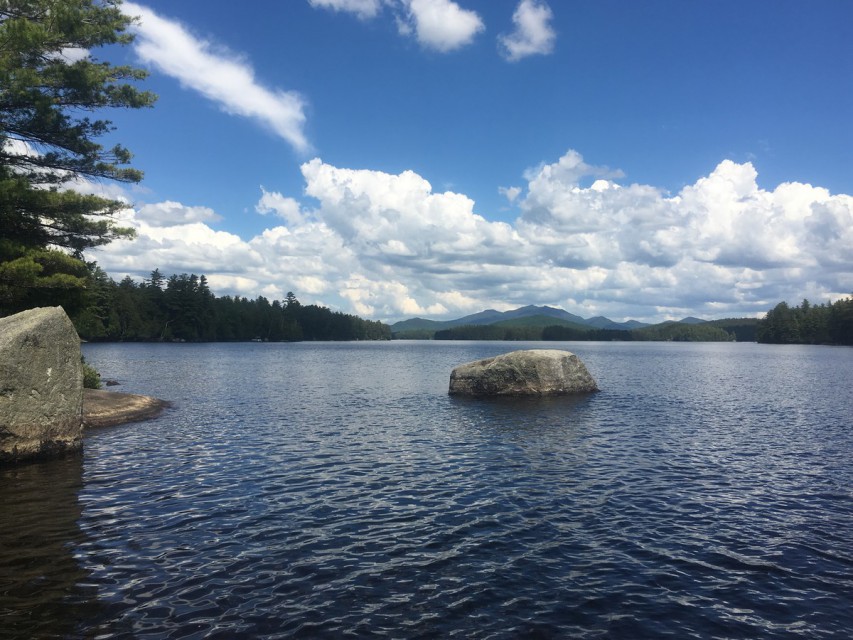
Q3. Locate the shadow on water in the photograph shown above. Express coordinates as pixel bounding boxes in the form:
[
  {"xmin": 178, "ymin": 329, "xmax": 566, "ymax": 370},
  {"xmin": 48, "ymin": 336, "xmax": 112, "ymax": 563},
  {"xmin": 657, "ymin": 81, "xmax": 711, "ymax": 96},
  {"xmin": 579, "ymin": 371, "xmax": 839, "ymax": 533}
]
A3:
[
  {"xmin": 448, "ymin": 393, "xmax": 597, "ymax": 432},
  {"xmin": 0, "ymin": 456, "xmax": 101, "ymax": 639},
  {"xmin": 448, "ymin": 392, "xmax": 595, "ymax": 412}
]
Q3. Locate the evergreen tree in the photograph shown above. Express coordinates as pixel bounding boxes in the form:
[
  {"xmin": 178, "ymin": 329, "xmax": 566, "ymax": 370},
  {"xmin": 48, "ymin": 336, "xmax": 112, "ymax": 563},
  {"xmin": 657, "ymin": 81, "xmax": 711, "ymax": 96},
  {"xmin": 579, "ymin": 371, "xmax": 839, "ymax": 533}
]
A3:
[
  {"xmin": 758, "ymin": 296, "xmax": 853, "ymax": 345},
  {"xmin": 68, "ymin": 267, "xmax": 391, "ymax": 342},
  {"xmin": 69, "ymin": 262, "xmax": 114, "ymax": 336},
  {"xmin": 0, "ymin": 0, "xmax": 155, "ymax": 315},
  {"xmin": 828, "ymin": 297, "xmax": 853, "ymax": 346}
]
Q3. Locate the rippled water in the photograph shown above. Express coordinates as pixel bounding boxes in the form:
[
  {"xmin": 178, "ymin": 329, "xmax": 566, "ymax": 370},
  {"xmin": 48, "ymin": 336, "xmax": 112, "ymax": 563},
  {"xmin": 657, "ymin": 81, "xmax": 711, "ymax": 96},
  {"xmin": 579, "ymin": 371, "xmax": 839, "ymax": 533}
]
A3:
[{"xmin": 2, "ymin": 341, "xmax": 852, "ymax": 638}]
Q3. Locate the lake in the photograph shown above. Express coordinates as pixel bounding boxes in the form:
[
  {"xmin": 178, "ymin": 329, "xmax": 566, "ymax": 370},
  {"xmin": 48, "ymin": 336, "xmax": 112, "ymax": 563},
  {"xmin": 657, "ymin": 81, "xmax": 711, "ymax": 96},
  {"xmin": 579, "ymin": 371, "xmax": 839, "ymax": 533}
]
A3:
[{"xmin": 2, "ymin": 341, "xmax": 852, "ymax": 638}]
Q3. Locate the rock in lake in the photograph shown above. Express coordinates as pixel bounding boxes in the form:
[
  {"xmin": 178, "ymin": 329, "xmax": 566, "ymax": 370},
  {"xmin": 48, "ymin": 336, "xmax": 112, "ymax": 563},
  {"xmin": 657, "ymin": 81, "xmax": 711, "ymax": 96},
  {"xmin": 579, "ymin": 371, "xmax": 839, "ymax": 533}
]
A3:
[
  {"xmin": 0, "ymin": 307, "xmax": 84, "ymax": 464},
  {"xmin": 449, "ymin": 349, "xmax": 598, "ymax": 397}
]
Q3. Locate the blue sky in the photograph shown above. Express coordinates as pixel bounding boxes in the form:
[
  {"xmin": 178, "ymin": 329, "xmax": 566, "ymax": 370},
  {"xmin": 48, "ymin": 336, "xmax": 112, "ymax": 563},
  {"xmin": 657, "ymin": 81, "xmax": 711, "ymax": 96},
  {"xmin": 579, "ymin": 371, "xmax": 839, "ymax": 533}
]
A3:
[{"xmin": 82, "ymin": 0, "xmax": 852, "ymax": 322}]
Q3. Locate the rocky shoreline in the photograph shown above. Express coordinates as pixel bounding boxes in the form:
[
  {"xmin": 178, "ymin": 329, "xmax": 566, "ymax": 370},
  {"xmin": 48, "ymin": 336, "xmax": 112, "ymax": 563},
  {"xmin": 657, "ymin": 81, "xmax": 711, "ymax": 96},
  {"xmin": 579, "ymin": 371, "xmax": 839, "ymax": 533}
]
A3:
[{"xmin": 83, "ymin": 389, "xmax": 170, "ymax": 428}]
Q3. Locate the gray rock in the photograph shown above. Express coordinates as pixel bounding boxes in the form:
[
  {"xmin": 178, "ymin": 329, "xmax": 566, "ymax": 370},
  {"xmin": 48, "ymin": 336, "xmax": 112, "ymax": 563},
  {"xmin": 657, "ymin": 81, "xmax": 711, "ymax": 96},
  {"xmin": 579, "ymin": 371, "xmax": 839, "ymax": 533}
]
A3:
[
  {"xmin": 0, "ymin": 307, "xmax": 83, "ymax": 463},
  {"xmin": 449, "ymin": 349, "xmax": 598, "ymax": 397}
]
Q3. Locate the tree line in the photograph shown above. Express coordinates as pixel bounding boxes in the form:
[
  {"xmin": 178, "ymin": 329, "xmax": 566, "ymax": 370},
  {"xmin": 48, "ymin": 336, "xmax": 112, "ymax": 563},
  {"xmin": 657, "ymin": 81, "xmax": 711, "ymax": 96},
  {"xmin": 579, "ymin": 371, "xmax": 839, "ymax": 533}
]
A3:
[
  {"xmin": 430, "ymin": 319, "xmax": 752, "ymax": 342},
  {"xmin": 70, "ymin": 267, "xmax": 390, "ymax": 342},
  {"xmin": 756, "ymin": 298, "xmax": 853, "ymax": 345}
]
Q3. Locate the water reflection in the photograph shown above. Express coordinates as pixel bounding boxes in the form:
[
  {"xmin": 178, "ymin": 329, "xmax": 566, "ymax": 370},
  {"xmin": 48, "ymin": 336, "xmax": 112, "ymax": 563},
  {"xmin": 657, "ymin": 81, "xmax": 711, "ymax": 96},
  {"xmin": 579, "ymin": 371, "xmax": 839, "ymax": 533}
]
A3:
[{"xmin": 0, "ymin": 456, "xmax": 101, "ymax": 638}]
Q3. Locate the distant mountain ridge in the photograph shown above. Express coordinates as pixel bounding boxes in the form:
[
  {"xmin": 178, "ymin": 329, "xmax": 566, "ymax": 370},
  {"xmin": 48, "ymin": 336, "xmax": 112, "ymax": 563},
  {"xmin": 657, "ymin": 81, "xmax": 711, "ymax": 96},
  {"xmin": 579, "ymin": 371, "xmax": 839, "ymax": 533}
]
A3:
[{"xmin": 390, "ymin": 305, "xmax": 658, "ymax": 334}]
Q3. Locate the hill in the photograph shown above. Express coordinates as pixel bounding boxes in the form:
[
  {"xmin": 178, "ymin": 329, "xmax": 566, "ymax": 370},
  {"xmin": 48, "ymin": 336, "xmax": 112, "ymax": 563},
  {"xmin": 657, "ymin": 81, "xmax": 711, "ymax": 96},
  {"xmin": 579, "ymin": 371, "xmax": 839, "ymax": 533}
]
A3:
[
  {"xmin": 493, "ymin": 314, "xmax": 591, "ymax": 330},
  {"xmin": 584, "ymin": 316, "xmax": 648, "ymax": 330},
  {"xmin": 390, "ymin": 304, "xmax": 643, "ymax": 337},
  {"xmin": 391, "ymin": 304, "xmax": 756, "ymax": 342}
]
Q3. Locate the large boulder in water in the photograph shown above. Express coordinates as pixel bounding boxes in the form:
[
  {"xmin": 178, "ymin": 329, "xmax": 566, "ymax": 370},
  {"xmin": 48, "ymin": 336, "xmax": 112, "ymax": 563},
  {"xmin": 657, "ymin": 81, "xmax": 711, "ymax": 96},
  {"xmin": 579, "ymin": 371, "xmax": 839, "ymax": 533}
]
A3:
[
  {"xmin": 449, "ymin": 349, "xmax": 598, "ymax": 397},
  {"xmin": 0, "ymin": 307, "xmax": 83, "ymax": 464}
]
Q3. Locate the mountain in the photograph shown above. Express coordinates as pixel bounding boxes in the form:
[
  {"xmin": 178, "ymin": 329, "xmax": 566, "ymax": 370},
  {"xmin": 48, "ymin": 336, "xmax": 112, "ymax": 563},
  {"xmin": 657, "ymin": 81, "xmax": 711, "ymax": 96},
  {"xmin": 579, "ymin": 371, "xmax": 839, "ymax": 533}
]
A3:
[
  {"xmin": 390, "ymin": 305, "xmax": 648, "ymax": 334},
  {"xmin": 583, "ymin": 316, "xmax": 649, "ymax": 330},
  {"xmin": 390, "ymin": 305, "xmax": 757, "ymax": 342},
  {"xmin": 388, "ymin": 317, "xmax": 448, "ymax": 332},
  {"xmin": 504, "ymin": 305, "xmax": 588, "ymax": 325},
  {"xmin": 445, "ymin": 308, "xmax": 507, "ymax": 327}
]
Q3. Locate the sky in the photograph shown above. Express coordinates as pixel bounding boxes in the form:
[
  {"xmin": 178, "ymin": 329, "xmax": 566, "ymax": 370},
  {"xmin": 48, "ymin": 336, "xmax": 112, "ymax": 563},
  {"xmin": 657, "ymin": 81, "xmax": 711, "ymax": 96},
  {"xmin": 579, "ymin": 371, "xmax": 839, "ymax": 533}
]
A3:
[{"xmin": 78, "ymin": 0, "xmax": 853, "ymax": 323}]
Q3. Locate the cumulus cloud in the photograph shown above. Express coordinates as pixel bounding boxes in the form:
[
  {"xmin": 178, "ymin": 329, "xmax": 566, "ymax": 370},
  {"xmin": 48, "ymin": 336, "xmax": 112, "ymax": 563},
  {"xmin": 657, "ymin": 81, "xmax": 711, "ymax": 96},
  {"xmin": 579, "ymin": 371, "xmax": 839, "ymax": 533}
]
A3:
[
  {"xmin": 135, "ymin": 201, "xmax": 222, "ymax": 227},
  {"xmin": 307, "ymin": 0, "xmax": 383, "ymax": 20},
  {"xmin": 499, "ymin": 0, "xmax": 556, "ymax": 62},
  {"xmin": 93, "ymin": 203, "xmax": 267, "ymax": 292},
  {"xmin": 398, "ymin": 0, "xmax": 484, "ymax": 52},
  {"xmin": 89, "ymin": 151, "xmax": 853, "ymax": 323},
  {"xmin": 299, "ymin": 157, "xmax": 521, "ymax": 267},
  {"xmin": 309, "ymin": 0, "xmax": 487, "ymax": 53},
  {"xmin": 123, "ymin": 3, "xmax": 309, "ymax": 152},
  {"xmin": 256, "ymin": 187, "xmax": 306, "ymax": 226}
]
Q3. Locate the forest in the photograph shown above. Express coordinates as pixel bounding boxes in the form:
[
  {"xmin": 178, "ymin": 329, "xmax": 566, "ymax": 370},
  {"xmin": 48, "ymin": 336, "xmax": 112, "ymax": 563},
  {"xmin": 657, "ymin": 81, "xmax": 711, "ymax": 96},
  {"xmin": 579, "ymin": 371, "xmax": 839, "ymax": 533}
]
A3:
[
  {"xmin": 755, "ymin": 297, "xmax": 853, "ymax": 345},
  {"xmin": 68, "ymin": 267, "xmax": 391, "ymax": 342},
  {"xmin": 432, "ymin": 319, "xmax": 752, "ymax": 342},
  {"xmin": 423, "ymin": 298, "xmax": 853, "ymax": 345}
]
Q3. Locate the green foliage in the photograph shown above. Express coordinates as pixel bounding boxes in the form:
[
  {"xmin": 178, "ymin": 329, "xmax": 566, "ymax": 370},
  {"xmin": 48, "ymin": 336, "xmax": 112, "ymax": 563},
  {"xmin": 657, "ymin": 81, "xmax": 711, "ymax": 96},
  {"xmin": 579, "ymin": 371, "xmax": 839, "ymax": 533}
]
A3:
[
  {"xmin": 0, "ymin": 166, "xmax": 135, "ymax": 255},
  {"xmin": 81, "ymin": 356, "xmax": 101, "ymax": 389},
  {"xmin": 0, "ymin": 0, "xmax": 154, "ymax": 315},
  {"xmin": 392, "ymin": 328, "xmax": 437, "ymax": 340},
  {"xmin": 434, "ymin": 320, "xmax": 733, "ymax": 342},
  {"xmin": 0, "ymin": 0, "xmax": 156, "ymax": 185},
  {"xmin": 632, "ymin": 322, "xmax": 732, "ymax": 342},
  {"xmin": 434, "ymin": 324, "xmax": 509, "ymax": 340},
  {"xmin": 757, "ymin": 297, "xmax": 853, "ymax": 345},
  {"xmin": 0, "ymin": 238, "xmax": 90, "ymax": 313},
  {"xmin": 69, "ymin": 266, "xmax": 392, "ymax": 342},
  {"xmin": 705, "ymin": 318, "xmax": 759, "ymax": 342},
  {"xmin": 542, "ymin": 325, "xmax": 633, "ymax": 341}
]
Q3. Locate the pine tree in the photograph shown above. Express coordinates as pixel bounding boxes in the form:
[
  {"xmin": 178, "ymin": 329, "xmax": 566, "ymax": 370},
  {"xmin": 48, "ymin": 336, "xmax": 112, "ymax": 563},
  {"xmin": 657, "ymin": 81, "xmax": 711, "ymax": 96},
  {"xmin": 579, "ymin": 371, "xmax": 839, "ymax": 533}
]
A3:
[{"xmin": 0, "ymin": 0, "xmax": 155, "ymax": 314}]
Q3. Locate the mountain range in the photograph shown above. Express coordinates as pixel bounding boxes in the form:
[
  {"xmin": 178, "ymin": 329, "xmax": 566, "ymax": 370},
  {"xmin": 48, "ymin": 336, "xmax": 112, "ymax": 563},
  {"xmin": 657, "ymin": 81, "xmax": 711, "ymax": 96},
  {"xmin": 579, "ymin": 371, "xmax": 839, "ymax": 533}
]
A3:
[{"xmin": 390, "ymin": 305, "xmax": 686, "ymax": 334}]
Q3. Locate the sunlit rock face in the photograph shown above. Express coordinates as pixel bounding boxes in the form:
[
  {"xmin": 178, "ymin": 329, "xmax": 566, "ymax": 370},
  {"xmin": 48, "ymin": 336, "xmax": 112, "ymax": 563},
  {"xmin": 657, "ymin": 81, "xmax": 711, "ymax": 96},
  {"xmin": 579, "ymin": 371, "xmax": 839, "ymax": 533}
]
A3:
[
  {"xmin": 449, "ymin": 349, "xmax": 598, "ymax": 397},
  {"xmin": 0, "ymin": 307, "xmax": 83, "ymax": 464}
]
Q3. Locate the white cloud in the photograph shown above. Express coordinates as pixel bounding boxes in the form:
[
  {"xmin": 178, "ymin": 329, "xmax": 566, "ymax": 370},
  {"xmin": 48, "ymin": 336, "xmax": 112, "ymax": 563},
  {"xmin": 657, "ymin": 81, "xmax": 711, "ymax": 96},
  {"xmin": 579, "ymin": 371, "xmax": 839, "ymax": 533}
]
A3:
[
  {"xmin": 2, "ymin": 138, "xmax": 36, "ymax": 158},
  {"xmin": 398, "ymin": 0, "xmax": 484, "ymax": 52},
  {"xmin": 89, "ymin": 152, "xmax": 853, "ymax": 323},
  {"xmin": 299, "ymin": 157, "xmax": 522, "ymax": 267},
  {"xmin": 205, "ymin": 274, "xmax": 262, "ymax": 297},
  {"xmin": 66, "ymin": 177, "xmax": 134, "ymax": 202},
  {"xmin": 340, "ymin": 275, "xmax": 448, "ymax": 317},
  {"xmin": 255, "ymin": 187, "xmax": 305, "ymax": 226},
  {"xmin": 309, "ymin": 0, "xmax": 484, "ymax": 53},
  {"xmin": 52, "ymin": 47, "xmax": 89, "ymax": 63},
  {"xmin": 499, "ymin": 0, "xmax": 556, "ymax": 62},
  {"xmin": 307, "ymin": 0, "xmax": 384, "ymax": 20},
  {"xmin": 123, "ymin": 3, "xmax": 309, "ymax": 152},
  {"xmin": 92, "ymin": 202, "xmax": 264, "ymax": 278},
  {"xmin": 499, "ymin": 185, "xmax": 522, "ymax": 203},
  {"xmin": 136, "ymin": 201, "xmax": 222, "ymax": 227}
]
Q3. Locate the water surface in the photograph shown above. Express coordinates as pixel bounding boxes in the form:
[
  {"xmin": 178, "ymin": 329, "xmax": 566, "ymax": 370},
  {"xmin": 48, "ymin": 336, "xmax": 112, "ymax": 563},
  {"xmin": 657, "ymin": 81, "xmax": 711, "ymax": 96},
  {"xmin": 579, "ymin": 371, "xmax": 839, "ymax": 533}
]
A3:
[{"xmin": 2, "ymin": 341, "xmax": 851, "ymax": 638}]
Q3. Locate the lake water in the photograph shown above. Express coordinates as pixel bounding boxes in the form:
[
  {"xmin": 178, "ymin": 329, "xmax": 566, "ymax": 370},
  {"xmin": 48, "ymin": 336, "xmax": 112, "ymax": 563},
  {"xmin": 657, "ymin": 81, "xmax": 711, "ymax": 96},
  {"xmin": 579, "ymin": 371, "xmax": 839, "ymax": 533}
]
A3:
[{"xmin": 2, "ymin": 341, "xmax": 852, "ymax": 638}]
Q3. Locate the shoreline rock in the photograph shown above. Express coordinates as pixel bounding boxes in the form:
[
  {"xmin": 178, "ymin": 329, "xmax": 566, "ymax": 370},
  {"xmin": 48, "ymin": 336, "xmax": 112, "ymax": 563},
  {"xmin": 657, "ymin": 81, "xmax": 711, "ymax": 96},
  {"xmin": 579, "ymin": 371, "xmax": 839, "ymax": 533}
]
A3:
[
  {"xmin": 1, "ymin": 307, "xmax": 83, "ymax": 464},
  {"xmin": 83, "ymin": 389, "xmax": 170, "ymax": 428}
]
